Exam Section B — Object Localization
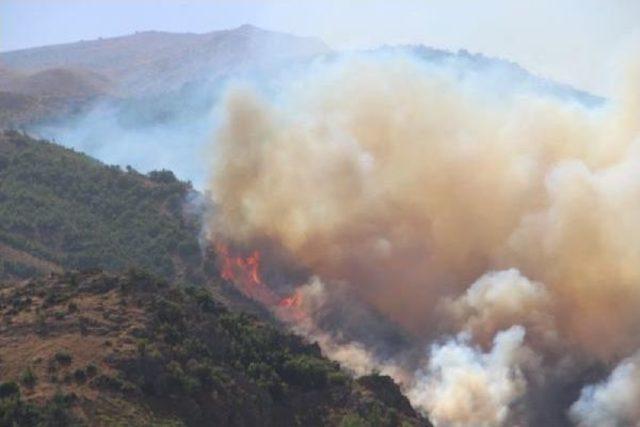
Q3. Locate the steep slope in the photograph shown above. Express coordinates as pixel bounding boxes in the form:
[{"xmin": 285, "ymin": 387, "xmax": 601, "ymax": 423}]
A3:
[
  {"xmin": 0, "ymin": 269, "xmax": 429, "ymax": 426},
  {"xmin": 0, "ymin": 130, "xmax": 205, "ymax": 282}
]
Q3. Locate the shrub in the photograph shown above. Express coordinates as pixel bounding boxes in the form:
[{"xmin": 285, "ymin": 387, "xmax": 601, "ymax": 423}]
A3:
[
  {"xmin": 73, "ymin": 368, "xmax": 87, "ymax": 383},
  {"xmin": 54, "ymin": 351, "xmax": 72, "ymax": 365},
  {"xmin": 0, "ymin": 382, "xmax": 20, "ymax": 399},
  {"xmin": 39, "ymin": 392, "xmax": 75, "ymax": 426},
  {"xmin": 90, "ymin": 374, "xmax": 124, "ymax": 392},
  {"xmin": 339, "ymin": 413, "xmax": 368, "ymax": 427},
  {"xmin": 0, "ymin": 395, "xmax": 41, "ymax": 426},
  {"xmin": 67, "ymin": 302, "xmax": 78, "ymax": 313},
  {"xmin": 328, "ymin": 371, "xmax": 349, "ymax": 386},
  {"xmin": 147, "ymin": 169, "xmax": 177, "ymax": 184},
  {"xmin": 35, "ymin": 311, "xmax": 47, "ymax": 334},
  {"xmin": 86, "ymin": 363, "xmax": 98, "ymax": 377},
  {"xmin": 281, "ymin": 355, "xmax": 329, "ymax": 389},
  {"xmin": 19, "ymin": 367, "xmax": 37, "ymax": 388}
]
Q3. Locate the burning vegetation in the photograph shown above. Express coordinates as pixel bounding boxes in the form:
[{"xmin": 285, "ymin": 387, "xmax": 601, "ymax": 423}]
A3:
[
  {"xmin": 214, "ymin": 242, "xmax": 306, "ymax": 320},
  {"xmin": 207, "ymin": 51, "xmax": 640, "ymax": 426}
]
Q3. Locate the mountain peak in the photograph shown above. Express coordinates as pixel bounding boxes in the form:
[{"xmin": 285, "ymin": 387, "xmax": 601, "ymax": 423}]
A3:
[{"xmin": 234, "ymin": 23, "xmax": 261, "ymax": 33}]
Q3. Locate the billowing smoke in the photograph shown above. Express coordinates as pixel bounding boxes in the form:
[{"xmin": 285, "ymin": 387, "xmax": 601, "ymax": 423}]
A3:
[
  {"xmin": 205, "ymin": 50, "xmax": 640, "ymax": 425},
  {"xmin": 569, "ymin": 351, "xmax": 640, "ymax": 427},
  {"xmin": 409, "ymin": 326, "xmax": 532, "ymax": 427}
]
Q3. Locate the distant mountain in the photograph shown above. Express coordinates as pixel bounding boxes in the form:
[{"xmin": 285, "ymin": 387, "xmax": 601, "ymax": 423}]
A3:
[
  {"xmin": 0, "ymin": 67, "xmax": 111, "ymax": 98},
  {"xmin": 0, "ymin": 25, "xmax": 330, "ymax": 130},
  {"xmin": 0, "ymin": 25, "xmax": 603, "ymax": 130},
  {"xmin": 1, "ymin": 25, "xmax": 330, "ymax": 97},
  {"xmin": 0, "ymin": 26, "xmax": 603, "ymax": 187},
  {"xmin": 383, "ymin": 45, "xmax": 603, "ymax": 106},
  {"xmin": 0, "ymin": 66, "xmax": 113, "ymax": 128}
]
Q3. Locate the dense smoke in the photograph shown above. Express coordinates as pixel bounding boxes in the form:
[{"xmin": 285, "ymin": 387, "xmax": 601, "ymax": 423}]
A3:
[
  {"xmin": 569, "ymin": 351, "xmax": 640, "ymax": 426},
  {"xmin": 206, "ymin": 51, "xmax": 640, "ymax": 425},
  {"xmin": 409, "ymin": 326, "xmax": 532, "ymax": 426}
]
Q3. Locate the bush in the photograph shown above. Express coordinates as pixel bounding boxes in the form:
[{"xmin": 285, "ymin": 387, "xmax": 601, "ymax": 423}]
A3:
[
  {"xmin": 54, "ymin": 351, "xmax": 72, "ymax": 365},
  {"xmin": 0, "ymin": 395, "xmax": 41, "ymax": 426},
  {"xmin": 67, "ymin": 302, "xmax": 78, "ymax": 313},
  {"xmin": 19, "ymin": 367, "xmax": 37, "ymax": 388},
  {"xmin": 86, "ymin": 363, "xmax": 98, "ymax": 377},
  {"xmin": 38, "ymin": 392, "xmax": 75, "ymax": 426},
  {"xmin": 147, "ymin": 169, "xmax": 177, "ymax": 184},
  {"xmin": 328, "ymin": 371, "xmax": 349, "ymax": 386},
  {"xmin": 90, "ymin": 374, "xmax": 125, "ymax": 392},
  {"xmin": 339, "ymin": 413, "xmax": 368, "ymax": 427},
  {"xmin": 0, "ymin": 382, "xmax": 20, "ymax": 399},
  {"xmin": 0, "ymin": 387, "xmax": 75, "ymax": 426},
  {"xmin": 281, "ymin": 355, "xmax": 329, "ymax": 389},
  {"xmin": 73, "ymin": 368, "xmax": 87, "ymax": 383}
]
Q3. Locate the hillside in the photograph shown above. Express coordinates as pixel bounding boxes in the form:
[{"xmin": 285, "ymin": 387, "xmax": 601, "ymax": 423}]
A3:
[
  {"xmin": 0, "ymin": 131, "xmax": 430, "ymax": 425},
  {"xmin": 1, "ymin": 25, "xmax": 330, "ymax": 97},
  {"xmin": 386, "ymin": 45, "xmax": 603, "ymax": 106},
  {"xmin": 0, "ymin": 68, "xmax": 113, "ymax": 129},
  {"xmin": 0, "ymin": 129, "xmax": 288, "ymax": 323},
  {"xmin": 0, "ymin": 25, "xmax": 329, "ymax": 129},
  {"xmin": 0, "ymin": 269, "xmax": 429, "ymax": 426},
  {"xmin": 0, "ymin": 130, "xmax": 206, "ymax": 282}
]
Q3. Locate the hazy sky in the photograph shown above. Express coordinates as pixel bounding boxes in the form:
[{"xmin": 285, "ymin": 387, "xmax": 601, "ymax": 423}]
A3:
[{"xmin": 2, "ymin": 0, "xmax": 639, "ymax": 96}]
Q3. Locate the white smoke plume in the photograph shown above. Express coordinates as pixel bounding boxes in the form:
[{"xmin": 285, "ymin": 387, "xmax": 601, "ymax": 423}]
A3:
[
  {"xmin": 206, "ymin": 49, "xmax": 640, "ymax": 425},
  {"xmin": 441, "ymin": 269, "xmax": 557, "ymax": 350},
  {"xmin": 408, "ymin": 326, "xmax": 531, "ymax": 427},
  {"xmin": 569, "ymin": 351, "xmax": 640, "ymax": 427}
]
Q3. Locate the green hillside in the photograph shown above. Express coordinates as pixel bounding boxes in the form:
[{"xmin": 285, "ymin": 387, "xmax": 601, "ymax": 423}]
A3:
[
  {"xmin": 0, "ymin": 130, "xmax": 430, "ymax": 426},
  {"xmin": 0, "ymin": 130, "xmax": 207, "ymax": 282}
]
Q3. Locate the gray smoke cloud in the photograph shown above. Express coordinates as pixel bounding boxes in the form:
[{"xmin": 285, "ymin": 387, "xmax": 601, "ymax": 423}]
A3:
[{"xmin": 206, "ymin": 49, "xmax": 640, "ymax": 425}]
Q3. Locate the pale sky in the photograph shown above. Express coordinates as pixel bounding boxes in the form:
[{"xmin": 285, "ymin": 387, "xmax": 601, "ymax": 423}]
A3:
[{"xmin": 2, "ymin": 0, "xmax": 639, "ymax": 96}]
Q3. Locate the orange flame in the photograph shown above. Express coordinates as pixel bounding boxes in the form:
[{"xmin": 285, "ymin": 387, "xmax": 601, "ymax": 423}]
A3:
[
  {"xmin": 277, "ymin": 291, "xmax": 306, "ymax": 323},
  {"xmin": 215, "ymin": 242, "xmax": 307, "ymax": 324},
  {"xmin": 215, "ymin": 242, "xmax": 279, "ymax": 306},
  {"xmin": 279, "ymin": 292, "xmax": 302, "ymax": 309}
]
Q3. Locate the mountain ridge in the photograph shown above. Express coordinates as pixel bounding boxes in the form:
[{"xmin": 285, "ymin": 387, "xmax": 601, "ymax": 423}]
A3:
[{"xmin": 0, "ymin": 25, "xmax": 331, "ymax": 95}]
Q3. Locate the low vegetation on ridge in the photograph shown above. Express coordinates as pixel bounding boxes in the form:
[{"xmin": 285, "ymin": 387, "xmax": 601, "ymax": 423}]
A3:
[
  {"xmin": 0, "ymin": 130, "xmax": 207, "ymax": 282},
  {"xmin": 0, "ymin": 269, "xmax": 428, "ymax": 426}
]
